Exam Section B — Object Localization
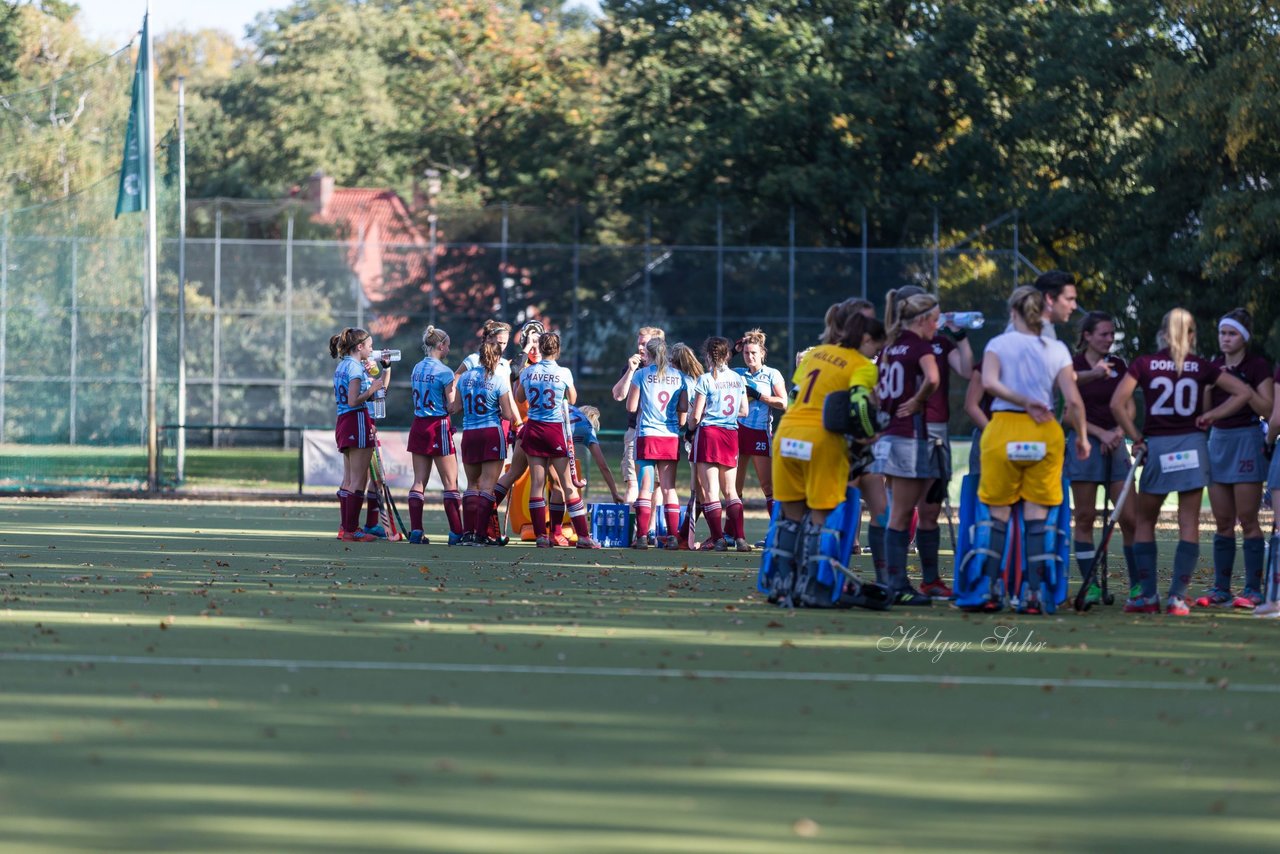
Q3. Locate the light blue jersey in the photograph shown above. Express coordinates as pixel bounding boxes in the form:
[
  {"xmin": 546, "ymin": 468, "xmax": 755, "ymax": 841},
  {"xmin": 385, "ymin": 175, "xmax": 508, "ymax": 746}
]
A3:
[
  {"xmin": 457, "ymin": 366, "xmax": 511, "ymax": 430},
  {"xmin": 520, "ymin": 360, "xmax": 574, "ymax": 424},
  {"xmin": 735, "ymin": 365, "xmax": 784, "ymax": 431},
  {"xmin": 411, "ymin": 356, "xmax": 455, "ymax": 418},
  {"xmin": 632, "ymin": 364, "xmax": 685, "ymax": 438},
  {"xmin": 695, "ymin": 369, "xmax": 747, "ymax": 429},
  {"xmin": 568, "ymin": 406, "xmax": 599, "ymax": 446},
  {"xmin": 334, "ymin": 356, "xmax": 370, "ymax": 416},
  {"xmin": 457, "ymin": 352, "xmax": 511, "ymax": 376},
  {"xmin": 665, "ymin": 371, "xmax": 695, "ymax": 433}
]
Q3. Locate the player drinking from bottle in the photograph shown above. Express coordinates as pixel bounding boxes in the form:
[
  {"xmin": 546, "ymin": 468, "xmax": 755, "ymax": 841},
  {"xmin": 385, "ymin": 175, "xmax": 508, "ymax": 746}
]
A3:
[
  {"xmin": 1110, "ymin": 308, "xmax": 1251, "ymax": 615},
  {"xmin": 691, "ymin": 336, "xmax": 751, "ymax": 551},
  {"xmin": 330, "ymin": 328, "xmax": 384, "ymax": 542},
  {"xmin": 515, "ymin": 332, "xmax": 600, "ymax": 549}
]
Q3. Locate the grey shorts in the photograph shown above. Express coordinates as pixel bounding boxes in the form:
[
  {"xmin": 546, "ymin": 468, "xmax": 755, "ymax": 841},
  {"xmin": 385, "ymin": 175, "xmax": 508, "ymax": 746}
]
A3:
[
  {"xmin": 1139, "ymin": 433, "xmax": 1210, "ymax": 495},
  {"xmin": 1208, "ymin": 425, "xmax": 1266, "ymax": 484},
  {"xmin": 872, "ymin": 434, "xmax": 937, "ymax": 479},
  {"xmin": 927, "ymin": 422, "xmax": 952, "ymax": 482},
  {"xmin": 968, "ymin": 428, "xmax": 983, "ymax": 477},
  {"xmin": 1064, "ymin": 432, "xmax": 1132, "ymax": 484},
  {"xmin": 621, "ymin": 427, "xmax": 637, "ymax": 485}
]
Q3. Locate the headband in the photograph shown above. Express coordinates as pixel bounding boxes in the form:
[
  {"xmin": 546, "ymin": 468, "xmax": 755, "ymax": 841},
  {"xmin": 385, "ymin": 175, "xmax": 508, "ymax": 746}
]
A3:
[{"xmin": 1219, "ymin": 318, "xmax": 1250, "ymax": 342}]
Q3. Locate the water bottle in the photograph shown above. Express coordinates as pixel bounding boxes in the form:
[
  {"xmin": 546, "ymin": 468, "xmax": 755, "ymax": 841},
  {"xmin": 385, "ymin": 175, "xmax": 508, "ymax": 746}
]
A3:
[
  {"xmin": 365, "ymin": 360, "xmax": 387, "ymax": 419},
  {"xmin": 374, "ymin": 349, "xmax": 402, "ymax": 363},
  {"xmin": 606, "ymin": 508, "xmax": 617, "ymax": 546},
  {"xmin": 941, "ymin": 311, "xmax": 985, "ymax": 330}
]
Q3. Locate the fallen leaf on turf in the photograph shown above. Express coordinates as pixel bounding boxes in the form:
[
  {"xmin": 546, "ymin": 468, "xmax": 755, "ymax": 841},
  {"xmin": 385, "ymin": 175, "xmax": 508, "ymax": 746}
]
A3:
[
  {"xmin": 792, "ymin": 818, "xmax": 820, "ymax": 837},
  {"xmin": 419, "ymin": 566, "xmax": 431, "ymax": 575},
  {"xmin": 216, "ymin": 561, "xmax": 230, "ymax": 567},
  {"xmin": 766, "ymin": 620, "xmax": 784, "ymax": 628},
  {"xmin": 140, "ymin": 572, "xmax": 153, "ymax": 579}
]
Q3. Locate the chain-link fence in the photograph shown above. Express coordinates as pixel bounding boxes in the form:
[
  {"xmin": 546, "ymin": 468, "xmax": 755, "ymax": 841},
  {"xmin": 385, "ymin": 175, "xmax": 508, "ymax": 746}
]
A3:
[{"xmin": 1, "ymin": 187, "xmax": 1033, "ymax": 491}]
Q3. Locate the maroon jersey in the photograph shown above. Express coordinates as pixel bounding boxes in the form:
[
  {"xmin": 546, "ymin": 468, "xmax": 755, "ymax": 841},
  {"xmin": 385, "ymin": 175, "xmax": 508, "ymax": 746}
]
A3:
[
  {"xmin": 971, "ymin": 357, "xmax": 994, "ymax": 420},
  {"xmin": 1073, "ymin": 352, "xmax": 1126, "ymax": 431},
  {"xmin": 1209, "ymin": 353, "xmax": 1271, "ymax": 429},
  {"xmin": 878, "ymin": 329, "xmax": 935, "ymax": 438},
  {"xmin": 1126, "ymin": 349, "xmax": 1222, "ymax": 437},
  {"xmin": 924, "ymin": 335, "xmax": 957, "ymax": 424}
]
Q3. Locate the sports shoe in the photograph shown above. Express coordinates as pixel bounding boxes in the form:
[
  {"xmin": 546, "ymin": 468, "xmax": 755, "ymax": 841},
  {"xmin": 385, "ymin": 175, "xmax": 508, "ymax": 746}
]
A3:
[
  {"xmin": 457, "ymin": 532, "xmax": 478, "ymax": 547},
  {"xmin": 363, "ymin": 524, "xmax": 388, "ymax": 539},
  {"xmin": 712, "ymin": 537, "xmax": 729, "ymax": 552},
  {"xmin": 1165, "ymin": 595, "xmax": 1191, "ymax": 616},
  {"xmin": 647, "ymin": 534, "xmax": 658, "ymax": 547},
  {"xmin": 894, "ymin": 586, "xmax": 932, "ymax": 607},
  {"xmin": 663, "ymin": 535, "xmax": 681, "ymax": 550},
  {"xmin": 1254, "ymin": 600, "xmax": 1280, "ymax": 617},
  {"xmin": 552, "ymin": 532, "xmax": 572, "ymax": 547},
  {"xmin": 1194, "ymin": 588, "xmax": 1233, "ymax": 608},
  {"xmin": 1017, "ymin": 591, "xmax": 1044, "ymax": 615},
  {"xmin": 341, "ymin": 530, "xmax": 375, "ymax": 542},
  {"xmin": 483, "ymin": 535, "xmax": 510, "ymax": 547},
  {"xmin": 701, "ymin": 536, "xmax": 718, "ymax": 551},
  {"xmin": 959, "ymin": 578, "xmax": 1004, "ymax": 613},
  {"xmin": 447, "ymin": 531, "xmax": 463, "ymax": 546},
  {"xmin": 336, "ymin": 528, "xmax": 346, "ymax": 541},
  {"xmin": 1080, "ymin": 583, "xmax": 1102, "ymax": 607},
  {"xmin": 535, "ymin": 536, "xmax": 553, "ymax": 549},
  {"xmin": 630, "ymin": 536, "xmax": 648, "ymax": 550},
  {"xmin": 1123, "ymin": 595, "xmax": 1160, "ymax": 614},
  {"xmin": 1232, "ymin": 589, "xmax": 1263, "ymax": 608},
  {"xmin": 754, "ymin": 539, "xmax": 767, "ymax": 549},
  {"xmin": 575, "ymin": 537, "xmax": 602, "ymax": 549},
  {"xmin": 919, "ymin": 579, "xmax": 954, "ymax": 600},
  {"xmin": 734, "ymin": 537, "xmax": 753, "ymax": 553},
  {"xmin": 409, "ymin": 529, "xmax": 427, "ymax": 545}
]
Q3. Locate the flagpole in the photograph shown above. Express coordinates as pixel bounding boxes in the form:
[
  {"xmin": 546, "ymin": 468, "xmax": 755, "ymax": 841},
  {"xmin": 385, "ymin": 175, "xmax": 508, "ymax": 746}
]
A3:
[
  {"xmin": 144, "ymin": 4, "xmax": 159, "ymax": 492},
  {"xmin": 177, "ymin": 75, "xmax": 187, "ymax": 482}
]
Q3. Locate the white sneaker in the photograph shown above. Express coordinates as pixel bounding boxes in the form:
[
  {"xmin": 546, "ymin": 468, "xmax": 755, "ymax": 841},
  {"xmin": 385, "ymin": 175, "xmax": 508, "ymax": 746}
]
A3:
[{"xmin": 1254, "ymin": 600, "xmax": 1280, "ymax": 618}]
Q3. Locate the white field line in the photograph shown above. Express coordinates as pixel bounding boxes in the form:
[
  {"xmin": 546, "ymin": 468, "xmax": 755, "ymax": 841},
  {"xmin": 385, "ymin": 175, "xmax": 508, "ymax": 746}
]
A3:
[{"xmin": 1, "ymin": 652, "xmax": 1276, "ymax": 693}]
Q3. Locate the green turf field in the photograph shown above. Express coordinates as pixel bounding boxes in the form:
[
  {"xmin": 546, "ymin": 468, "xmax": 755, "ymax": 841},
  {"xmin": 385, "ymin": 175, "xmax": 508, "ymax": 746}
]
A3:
[{"xmin": 1, "ymin": 499, "xmax": 1278, "ymax": 853}]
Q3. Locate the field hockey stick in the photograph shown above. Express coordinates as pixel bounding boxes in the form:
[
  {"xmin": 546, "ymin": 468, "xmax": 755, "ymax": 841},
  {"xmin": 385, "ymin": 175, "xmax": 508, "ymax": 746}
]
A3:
[
  {"xmin": 1265, "ymin": 515, "xmax": 1279, "ymax": 606},
  {"xmin": 683, "ymin": 463, "xmax": 701, "ymax": 549},
  {"xmin": 562, "ymin": 403, "xmax": 586, "ymax": 488},
  {"xmin": 1073, "ymin": 446, "xmax": 1143, "ymax": 611},
  {"xmin": 1097, "ymin": 448, "xmax": 1115, "ymax": 605},
  {"xmin": 369, "ymin": 425, "xmax": 407, "ymax": 541}
]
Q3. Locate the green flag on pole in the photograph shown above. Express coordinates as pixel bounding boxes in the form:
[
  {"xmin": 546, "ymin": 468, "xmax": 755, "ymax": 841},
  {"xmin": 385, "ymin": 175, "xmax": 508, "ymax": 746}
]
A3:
[{"xmin": 114, "ymin": 14, "xmax": 150, "ymax": 218}]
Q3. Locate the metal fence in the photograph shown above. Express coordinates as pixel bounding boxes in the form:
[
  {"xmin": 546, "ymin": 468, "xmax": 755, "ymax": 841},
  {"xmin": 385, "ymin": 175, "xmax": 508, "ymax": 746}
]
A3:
[{"xmin": 0, "ymin": 189, "xmax": 1033, "ymax": 490}]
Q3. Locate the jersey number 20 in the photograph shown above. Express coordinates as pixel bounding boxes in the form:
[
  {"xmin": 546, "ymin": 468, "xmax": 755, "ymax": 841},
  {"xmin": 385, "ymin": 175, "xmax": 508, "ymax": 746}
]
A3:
[{"xmin": 1150, "ymin": 376, "xmax": 1198, "ymax": 417}]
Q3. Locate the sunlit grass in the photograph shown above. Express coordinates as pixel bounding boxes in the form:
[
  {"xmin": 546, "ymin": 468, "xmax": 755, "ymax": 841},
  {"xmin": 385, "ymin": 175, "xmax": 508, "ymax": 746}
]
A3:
[{"xmin": 2, "ymin": 498, "xmax": 1280, "ymax": 852}]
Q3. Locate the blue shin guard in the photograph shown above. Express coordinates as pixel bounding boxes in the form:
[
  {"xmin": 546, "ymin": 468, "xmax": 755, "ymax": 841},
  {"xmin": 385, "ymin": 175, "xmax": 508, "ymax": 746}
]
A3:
[
  {"xmin": 955, "ymin": 499, "xmax": 1010, "ymax": 610},
  {"xmin": 757, "ymin": 500, "xmax": 793, "ymax": 603}
]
